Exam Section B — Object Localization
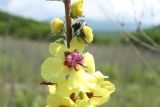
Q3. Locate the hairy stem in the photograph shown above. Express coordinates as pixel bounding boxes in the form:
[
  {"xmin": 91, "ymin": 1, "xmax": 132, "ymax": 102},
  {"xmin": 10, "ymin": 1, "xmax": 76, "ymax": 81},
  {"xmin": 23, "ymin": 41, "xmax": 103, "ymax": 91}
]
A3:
[{"xmin": 64, "ymin": 0, "xmax": 72, "ymax": 48}]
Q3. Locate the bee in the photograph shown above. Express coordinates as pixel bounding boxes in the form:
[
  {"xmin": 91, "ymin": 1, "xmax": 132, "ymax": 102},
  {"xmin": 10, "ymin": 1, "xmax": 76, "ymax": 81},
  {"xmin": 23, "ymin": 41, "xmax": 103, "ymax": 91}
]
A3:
[
  {"xmin": 71, "ymin": 17, "xmax": 93, "ymax": 44},
  {"xmin": 71, "ymin": 17, "xmax": 86, "ymax": 36}
]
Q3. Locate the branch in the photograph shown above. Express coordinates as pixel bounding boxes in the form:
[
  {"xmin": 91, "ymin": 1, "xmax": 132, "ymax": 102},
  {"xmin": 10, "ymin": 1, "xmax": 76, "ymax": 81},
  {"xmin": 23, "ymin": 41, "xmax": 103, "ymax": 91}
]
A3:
[{"xmin": 64, "ymin": 0, "xmax": 72, "ymax": 48}]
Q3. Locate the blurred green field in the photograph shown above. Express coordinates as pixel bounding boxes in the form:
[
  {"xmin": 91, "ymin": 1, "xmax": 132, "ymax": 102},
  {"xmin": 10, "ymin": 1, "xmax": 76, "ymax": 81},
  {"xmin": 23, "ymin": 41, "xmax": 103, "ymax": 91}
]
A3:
[{"xmin": 0, "ymin": 37, "xmax": 160, "ymax": 107}]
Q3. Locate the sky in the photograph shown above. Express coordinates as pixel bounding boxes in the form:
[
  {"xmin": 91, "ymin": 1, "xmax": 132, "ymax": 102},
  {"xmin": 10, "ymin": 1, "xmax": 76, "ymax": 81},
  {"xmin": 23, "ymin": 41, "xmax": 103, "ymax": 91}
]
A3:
[{"xmin": 0, "ymin": 0, "xmax": 160, "ymax": 26}]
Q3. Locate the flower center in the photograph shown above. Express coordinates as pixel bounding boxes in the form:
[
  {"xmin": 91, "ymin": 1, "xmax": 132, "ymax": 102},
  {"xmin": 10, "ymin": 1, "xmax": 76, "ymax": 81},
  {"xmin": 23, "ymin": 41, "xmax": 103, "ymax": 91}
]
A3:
[{"xmin": 64, "ymin": 50, "xmax": 84, "ymax": 70}]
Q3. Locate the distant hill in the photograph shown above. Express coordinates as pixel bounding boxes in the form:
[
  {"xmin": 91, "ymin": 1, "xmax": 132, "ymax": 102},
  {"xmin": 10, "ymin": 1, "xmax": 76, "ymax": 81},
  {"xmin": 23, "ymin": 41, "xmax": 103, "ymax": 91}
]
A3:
[
  {"xmin": 0, "ymin": 10, "xmax": 50, "ymax": 40},
  {"xmin": 1, "ymin": 10, "xmax": 160, "ymax": 46},
  {"xmin": 47, "ymin": 17, "xmax": 151, "ymax": 32},
  {"xmin": 0, "ymin": 10, "xmax": 121, "ymax": 42}
]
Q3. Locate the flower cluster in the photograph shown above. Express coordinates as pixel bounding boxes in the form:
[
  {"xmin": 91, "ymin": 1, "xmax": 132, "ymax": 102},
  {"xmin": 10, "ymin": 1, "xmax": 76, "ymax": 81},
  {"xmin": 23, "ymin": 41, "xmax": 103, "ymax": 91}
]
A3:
[{"xmin": 41, "ymin": 0, "xmax": 115, "ymax": 107}]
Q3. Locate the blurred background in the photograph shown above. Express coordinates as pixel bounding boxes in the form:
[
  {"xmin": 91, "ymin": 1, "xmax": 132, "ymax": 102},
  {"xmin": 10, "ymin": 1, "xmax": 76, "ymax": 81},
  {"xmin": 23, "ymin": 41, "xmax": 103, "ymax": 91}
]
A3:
[{"xmin": 0, "ymin": 0, "xmax": 160, "ymax": 107}]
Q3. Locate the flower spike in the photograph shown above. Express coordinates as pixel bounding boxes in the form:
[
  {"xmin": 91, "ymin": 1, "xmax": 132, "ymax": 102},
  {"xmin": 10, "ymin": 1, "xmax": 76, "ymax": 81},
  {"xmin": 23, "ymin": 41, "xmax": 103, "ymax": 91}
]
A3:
[{"xmin": 41, "ymin": 0, "xmax": 115, "ymax": 106}]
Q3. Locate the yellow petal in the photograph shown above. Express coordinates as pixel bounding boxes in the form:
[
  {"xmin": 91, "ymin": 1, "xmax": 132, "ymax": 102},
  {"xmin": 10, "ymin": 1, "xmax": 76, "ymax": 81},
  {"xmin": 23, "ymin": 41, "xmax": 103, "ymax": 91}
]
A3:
[
  {"xmin": 48, "ymin": 85, "xmax": 56, "ymax": 94},
  {"xmin": 84, "ymin": 52, "xmax": 95, "ymax": 73},
  {"xmin": 56, "ymin": 80, "xmax": 73, "ymax": 97},
  {"xmin": 90, "ymin": 81, "xmax": 115, "ymax": 106},
  {"xmin": 70, "ymin": 37, "xmax": 85, "ymax": 52},
  {"xmin": 100, "ymin": 81, "xmax": 115, "ymax": 93},
  {"xmin": 47, "ymin": 94, "xmax": 76, "ymax": 107},
  {"xmin": 77, "ymin": 99, "xmax": 95, "ymax": 107},
  {"xmin": 90, "ymin": 88, "xmax": 110, "ymax": 106},
  {"xmin": 83, "ymin": 26, "xmax": 94, "ymax": 43},
  {"xmin": 49, "ymin": 42, "xmax": 66, "ymax": 57},
  {"xmin": 50, "ymin": 18, "xmax": 64, "ymax": 33},
  {"xmin": 41, "ymin": 57, "xmax": 69, "ymax": 82},
  {"xmin": 69, "ymin": 69, "xmax": 97, "ymax": 92},
  {"xmin": 71, "ymin": 0, "xmax": 83, "ymax": 17},
  {"xmin": 92, "ymin": 71, "xmax": 108, "ymax": 83}
]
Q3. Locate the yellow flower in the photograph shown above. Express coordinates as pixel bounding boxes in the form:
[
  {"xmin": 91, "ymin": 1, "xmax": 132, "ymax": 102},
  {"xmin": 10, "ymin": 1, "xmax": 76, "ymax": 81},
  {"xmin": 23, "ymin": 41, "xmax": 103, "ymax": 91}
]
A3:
[
  {"xmin": 82, "ymin": 25, "xmax": 94, "ymax": 43},
  {"xmin": 41, "ymin": 37, "xmax": 95, "ymax": 83},
  {"xmin": 53, "ymin": 79, "xmax": 78, "ymax": 97},
  {"xmin": 85, "ymin": 72, "xmax": 115, "ymax": 106},
  {"xmin": 50, "ymin": 18, "xmax": 64, "ymax": 33},
  {"xmin": 47, "ymin": 94, "xmax": 76, "ymax": 107},
  {"xmin": 47, "ymin": 78, "xmax": 96, "ymax": 107},
  {"xmin": 47, "ymin": 71, "xmax": 114, "ymax": 107},
  {"xmin": 68, "ymin": 69, "xmax": 97, "ymax": 92},
  {"xmin": 71, "ymin": 0, "xmax": 83, "ymax": 17},
  {"xmin": 48, "ymin": 70, "xmax": 97, "ymax": 98}
]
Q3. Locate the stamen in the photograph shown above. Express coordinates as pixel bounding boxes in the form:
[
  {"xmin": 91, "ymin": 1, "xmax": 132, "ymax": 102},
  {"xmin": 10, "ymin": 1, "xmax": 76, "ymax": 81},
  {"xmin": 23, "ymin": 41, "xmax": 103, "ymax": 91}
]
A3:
[
  {"xmin": 92, "ymin": 95, "xmax": 102, "ymax": 98},
  {"xmin": 76, "ymin": 56, "xmax": 84, "ymax": 62},
  {"xmin": 86, "ymin": 92, "xmax": 102, "ymax": 99},
  {"xmin": 86, "ymin": 92, "xmax": 93, "ymax": 98},
  {"xmin": 70, "ymin": 93, "xmax": 76, "ymax": 102},
  {"xmin": 74, "ymin": 66, "xmax": 79, "ymax": 71},
  {"xmin": 64, "ymin": 50, "xmax": 85, "ymax": 70},
  {"xmin": 76, "ymin": 63, "xmax": 87, "ymax": 68}
]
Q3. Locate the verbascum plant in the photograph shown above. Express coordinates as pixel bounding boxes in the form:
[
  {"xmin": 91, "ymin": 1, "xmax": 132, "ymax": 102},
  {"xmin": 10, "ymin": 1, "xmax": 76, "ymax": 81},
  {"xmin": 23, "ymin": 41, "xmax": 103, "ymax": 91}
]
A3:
[{"xmin": 41, "ymin": 0, "xmax": 115, "ymax": 107}]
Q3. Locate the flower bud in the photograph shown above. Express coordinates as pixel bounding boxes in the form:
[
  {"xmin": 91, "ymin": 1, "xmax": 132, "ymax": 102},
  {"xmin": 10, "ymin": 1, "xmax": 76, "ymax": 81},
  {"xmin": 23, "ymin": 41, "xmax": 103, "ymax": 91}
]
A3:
[
  {"xmin": 82, "ymin": 25, "xmax": 93, "ymax": 43},
  {"xmin": 71, "ymin": 0, "xmax": 83, "ymax": 17},
  {"xmin": 50, "ymin": 18, "xmax": 64, "ymax": 33}
]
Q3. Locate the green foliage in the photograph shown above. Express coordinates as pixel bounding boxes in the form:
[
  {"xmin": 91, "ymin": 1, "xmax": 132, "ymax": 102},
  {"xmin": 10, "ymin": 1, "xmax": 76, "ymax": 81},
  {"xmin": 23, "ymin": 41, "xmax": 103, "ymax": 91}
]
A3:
[
  {"xmin": 132, "ymin": 27, "xmax": 160, "ymax": 47},
  {"xmin": 0, "ymin": 11, "xmax": 50, "ymax": 40},
  {"xmin": 100, "ymin": 64, "xmax": 160, "ymax": 107},
  {"xmin": 93, "ymin": 31, "xmax": 121, "ymax": 45}
]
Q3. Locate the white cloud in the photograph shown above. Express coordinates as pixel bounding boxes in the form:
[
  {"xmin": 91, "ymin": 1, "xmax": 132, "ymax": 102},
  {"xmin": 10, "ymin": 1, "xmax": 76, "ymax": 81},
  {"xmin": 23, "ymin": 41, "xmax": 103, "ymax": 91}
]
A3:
[
  {"xmin": 0, "ymin": 0, "xmax": 65, "ymax": 20},
  {"xmin": 0, "ymin": 0, "xmax": 160, "ymax": 25}
]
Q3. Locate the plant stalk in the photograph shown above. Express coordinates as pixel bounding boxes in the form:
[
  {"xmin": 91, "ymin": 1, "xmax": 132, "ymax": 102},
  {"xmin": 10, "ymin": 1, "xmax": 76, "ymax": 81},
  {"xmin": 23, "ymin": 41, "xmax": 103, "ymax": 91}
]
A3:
[{"xmin": 64, "ymin": 0, "xmax": 72, "ymax": 48}]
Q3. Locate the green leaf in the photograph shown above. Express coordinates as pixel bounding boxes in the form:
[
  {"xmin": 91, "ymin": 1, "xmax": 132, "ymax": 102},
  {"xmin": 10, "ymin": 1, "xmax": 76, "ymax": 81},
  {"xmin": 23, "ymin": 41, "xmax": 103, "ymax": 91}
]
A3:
[
  {"xmin": 48, "ymin": 35, "xmax": 65, "ymax": 42},
  {"xmin": 48, "ymin": 33, "xmax": 65, "ymax": 41}
]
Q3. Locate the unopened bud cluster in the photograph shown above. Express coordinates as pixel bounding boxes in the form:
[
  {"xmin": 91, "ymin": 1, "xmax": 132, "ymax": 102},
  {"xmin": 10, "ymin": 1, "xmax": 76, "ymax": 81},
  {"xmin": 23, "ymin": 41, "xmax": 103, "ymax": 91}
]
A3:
[{"xmin": 41, "ymin": 0, "xmax": 115, "ymax": 107}]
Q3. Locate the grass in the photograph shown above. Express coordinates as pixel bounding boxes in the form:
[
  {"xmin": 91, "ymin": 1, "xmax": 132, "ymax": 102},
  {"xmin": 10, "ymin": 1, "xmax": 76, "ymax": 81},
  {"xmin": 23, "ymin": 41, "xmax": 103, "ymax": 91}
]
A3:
[{"xmin": 0, "ymin": 37, "xmax": 160, "ymax": 107}]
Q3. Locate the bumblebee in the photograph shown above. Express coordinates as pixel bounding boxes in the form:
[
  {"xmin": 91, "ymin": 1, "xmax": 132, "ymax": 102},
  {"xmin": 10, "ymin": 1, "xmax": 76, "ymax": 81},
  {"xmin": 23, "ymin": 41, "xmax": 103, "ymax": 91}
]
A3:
[
  {"xmin": 72, "ymin": 17, "xmax": 86, "ymax": 36},
  {"xmin": 71, "ymin": 17, "xmax": 93, "ymax": 43}
]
